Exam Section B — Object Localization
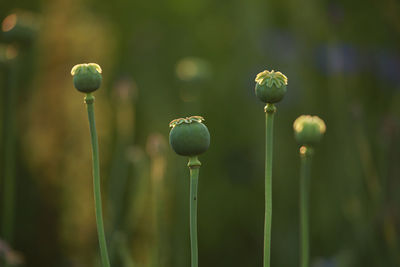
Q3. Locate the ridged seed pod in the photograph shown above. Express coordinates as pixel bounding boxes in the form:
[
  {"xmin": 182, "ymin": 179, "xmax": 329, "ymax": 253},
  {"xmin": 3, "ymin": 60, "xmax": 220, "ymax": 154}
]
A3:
[
  {"xmin": 255, "ymin": 69, "xmax": 288, "ymax": 103},
  {"xmin": 71, "ymin": 63, "xmax": 102, "ymax": 93},
  {"xmin": 293, "ymin": 115, "xmax": 326, "ymax": 146},
  {"xmin": 169, "ymin": 116, "xmax": 210, "ymax": 156}
]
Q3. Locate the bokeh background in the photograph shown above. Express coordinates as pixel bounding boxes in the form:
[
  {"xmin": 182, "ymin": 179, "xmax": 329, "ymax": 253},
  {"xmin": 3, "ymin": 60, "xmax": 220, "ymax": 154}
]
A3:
[{"xmin": 1, "ymin": 0, "xmax": 400, "ymax": 266}]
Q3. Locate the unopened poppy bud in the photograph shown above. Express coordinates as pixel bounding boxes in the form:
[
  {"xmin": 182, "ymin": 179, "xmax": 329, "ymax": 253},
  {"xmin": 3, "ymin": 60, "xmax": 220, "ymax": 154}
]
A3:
[
  {"xmin": 71, "ymin": 63, "xmax": 102, "ymax": 93},
  {"xmin": 255, "ymin": 69, "xmax": 288, "ymax": 103},
  {"xmin": 169, "ymin": 116, "xmax": 210, "ymax": 156},
  {"xmin": 293, "ymin": 115, "xmax": 326, "ymax": 146}
]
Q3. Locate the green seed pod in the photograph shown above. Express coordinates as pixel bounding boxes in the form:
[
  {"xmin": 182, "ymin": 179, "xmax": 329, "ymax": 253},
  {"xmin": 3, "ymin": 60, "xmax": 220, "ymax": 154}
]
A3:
[
  {"xmin": 71, "ymin": 63, "xmax": 102, "ymax": 93},
  {"xmin": 1, "ymin": 11, "xmax": 39, "ymax": 45},
  {"xmin": 169, "ymin": 116, "xmax": 210, "ymax": 157},
  {"xmin": 293, "ymin": 115, "xmax": 326, "ymax": 146},
  {"xmin": 255, "ymin": 69, "xmax": 288, "ymax": 103}
]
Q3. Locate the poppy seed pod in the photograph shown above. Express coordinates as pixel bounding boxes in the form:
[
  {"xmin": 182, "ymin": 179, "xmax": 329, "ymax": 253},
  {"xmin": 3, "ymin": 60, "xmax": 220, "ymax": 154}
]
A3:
[
  {"xmin": 255, "ymin": 69, "xmax": 288, "ymax": 103},
  {"xmin": 169, "ymin": 116, "xmax": 210, "ymax": 156},
  {"xmin": 293, "ymin": 115, "xmax": 326, "ymax": 146},
  {"xmin": 71, "ymin": 63, "xmax": 102, "ymax": 93}
]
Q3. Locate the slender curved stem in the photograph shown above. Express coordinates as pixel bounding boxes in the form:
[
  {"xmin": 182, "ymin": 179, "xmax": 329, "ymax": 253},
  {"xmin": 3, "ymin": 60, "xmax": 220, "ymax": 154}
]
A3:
[
  {"xmin": 85, "ymin": 94, "xmax": 111, "ymax": 267},
  {"xmin": 188, "ymin": 156, "xmax": 201, "ymax": 267},
  {"xmin": 2, "ymin": 62, "xmax": 18, "ymax": 248},
  {"xmin": 263, "ymin": 103, "xmax": 276, "ymax": 267},
  {"xmin": 300, "ymin": 148, "xmax": 312, "ymax": 267}
]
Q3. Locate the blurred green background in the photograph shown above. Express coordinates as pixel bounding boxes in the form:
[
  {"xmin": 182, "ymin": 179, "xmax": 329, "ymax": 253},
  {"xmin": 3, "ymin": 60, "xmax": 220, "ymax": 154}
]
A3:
[{"xmin": 0, "ymin": 0, "xmax": 400, "ymax": 266}]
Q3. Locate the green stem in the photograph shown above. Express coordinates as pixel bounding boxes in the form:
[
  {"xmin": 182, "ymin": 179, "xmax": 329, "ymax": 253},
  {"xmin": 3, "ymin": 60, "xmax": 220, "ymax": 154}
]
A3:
[
  {"xmin": 85, "ymin": 94, "xmax": 111, "ymax": 267},
  {"xmin": 188, "ymin": 156, "xmax": 201, "ymax": 267},
  {"xmin": 263, "ymin": 103, "xmax": 276, "ymax": 267},
  {"xmin": 2, "ymin": 61, "xmax": 18, "ymax": 247},
  {"xmin": 299, "ymin": 147, "xmax": 313, "ymax": 267}
]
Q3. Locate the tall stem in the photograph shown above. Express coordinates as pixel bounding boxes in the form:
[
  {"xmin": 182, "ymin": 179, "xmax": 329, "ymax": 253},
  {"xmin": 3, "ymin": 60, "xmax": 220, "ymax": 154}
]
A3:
[
  {"xmin": 85, "ymin": 94, "xmax": 111, "ymax": 267},
  {"xmin": 263, "ymin": 103, "xmax": 276, "ymax": 267},
  {"xmin": 188, "ymin": 156, "xmax": 201, "ymax": 267},
  {"xmin": 299, "ymin": 147, "xmax": 312, "ymax": 267},
  {"xmin": 2, "ymin": 61, "xmax": 18, "ymax": 247}
]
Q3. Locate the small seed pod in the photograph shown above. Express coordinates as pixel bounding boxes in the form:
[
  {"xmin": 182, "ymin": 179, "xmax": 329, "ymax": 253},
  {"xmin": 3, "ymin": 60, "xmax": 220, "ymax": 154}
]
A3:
[
  {"xmin": 71, "ymin": 63, "xmax": 102, "ymax": 93},
  {"xmin": 293, "ymin": 115, "xmax": 326, "ymax": 146},
  {"xmin": 169, "ymin": 116, "xmax": 210, "ymax": 156},
  {"xmin": 255, "ymin": 69, "xmax": 288, "ymax": 103}
]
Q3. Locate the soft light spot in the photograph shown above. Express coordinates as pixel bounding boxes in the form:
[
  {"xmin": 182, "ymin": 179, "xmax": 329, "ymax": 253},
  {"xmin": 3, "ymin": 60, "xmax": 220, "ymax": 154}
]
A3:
[
  {"xmin": 299, "ymin": 146, "xmax": 307, "ymax": 155},
  {"xmin": 2, "ymin": 14, "xmax": 17, "ymax": 32},
  {"xmin": 176, "ymin": 59, "xmax": 198, "ymax": 81},
  {"xmin": 5, "ymin": 45, "xmax": 18, "ymax": 60}
]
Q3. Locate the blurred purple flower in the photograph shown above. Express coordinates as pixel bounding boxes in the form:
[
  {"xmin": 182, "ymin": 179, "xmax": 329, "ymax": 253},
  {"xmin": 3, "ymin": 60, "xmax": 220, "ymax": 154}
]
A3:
[
  {"xmin": 316, "ymin": 44, "xmax": 360, "ymax": 75},
  {"xmin": 313, "ymin": 257, "xmax": 336, "ymax": 267},
  {"xmin": 375, "ymin": 50, "xmax": 400, "ymax": 86}
]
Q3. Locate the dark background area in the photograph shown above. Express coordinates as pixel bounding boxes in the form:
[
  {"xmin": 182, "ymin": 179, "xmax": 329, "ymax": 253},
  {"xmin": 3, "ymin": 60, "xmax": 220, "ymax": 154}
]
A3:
[{"xmin": 0, "ymin": 0, "xmax": 400, "ymax": 266}]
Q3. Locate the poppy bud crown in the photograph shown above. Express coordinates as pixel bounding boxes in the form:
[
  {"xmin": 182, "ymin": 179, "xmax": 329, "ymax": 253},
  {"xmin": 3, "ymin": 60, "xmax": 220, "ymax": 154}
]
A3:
[{"xmin": 255, "ymin": 69, "xmax": 288, "ymax": 104}]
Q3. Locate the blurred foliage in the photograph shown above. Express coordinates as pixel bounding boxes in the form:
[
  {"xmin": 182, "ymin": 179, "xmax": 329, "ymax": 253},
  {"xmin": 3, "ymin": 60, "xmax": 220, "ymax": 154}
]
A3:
[{"xmin": 0, "ymin": 0, "xmax": 400, "ymax": 266}]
